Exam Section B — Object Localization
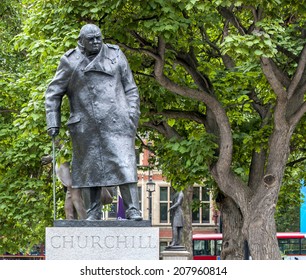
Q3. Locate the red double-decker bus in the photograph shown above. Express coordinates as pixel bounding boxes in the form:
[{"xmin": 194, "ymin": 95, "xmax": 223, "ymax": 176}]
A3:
[{"xmin": 193, "ymin": 232, "xmax": 306, "ymax": 260}]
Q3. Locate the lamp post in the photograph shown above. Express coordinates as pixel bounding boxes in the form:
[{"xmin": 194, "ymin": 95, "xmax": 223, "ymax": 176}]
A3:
[{"xmin": 146, "ymin": 169, "xmax": 155, "ymax": 222}]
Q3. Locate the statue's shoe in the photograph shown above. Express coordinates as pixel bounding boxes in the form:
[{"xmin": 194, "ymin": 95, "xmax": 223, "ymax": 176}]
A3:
[{"xmin": 126, "ymin": 209, "xmax": 143, "ymax": 221}]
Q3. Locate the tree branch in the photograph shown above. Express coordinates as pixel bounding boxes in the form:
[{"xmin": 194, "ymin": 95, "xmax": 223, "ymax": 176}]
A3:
[
  {"xmin": 152, "ymin": 37, "xmax": 233, "ymax": 176},
  {"xmin": 116, "ymin": 42, "xmax": 159, "ymax": 60},
  {"xmin": 260, "ymin": 57, "xmax": 287, "ymax": 97},
  {"xmin": 156, "ymin": 109, "xmax": 206, "ymax": 124},
  {"xmin": 287, "ymin": 44, "xmax": 306, "ymax": 99},
  {"xmin": 289, "ymin": 101, "xmax": 306, "ymax": 128},
  {"xmin": 129, "ymin": 30, "xmax": 155, "ymax": 47},
  {"xmin": 220, "ymin": 21, "xmax": 236, "ymax": 69},
  {"xmin": 244, "ymin": 5, "xmax": 263, "ymax": 34},
  {"xmin": 135, "ymin": 71, "xmax": 154, "ymax": 78},
  {"xmin": 199, "ymin": 25, "xmax": 221, "ymax": 56},
  {"xmin": 175, "ymin": 52, "xmax": 213, "ymax": 93},
  {"xmin": 295, "ymin": 81, "xmax": 306, "ymax": 99},
  {"xmin": 287, "ymin": 156, "xmax": 306, "ymax": 167},
  {"xmin": 276, "ymin": 45, "xmax": 299, "ymax": 63},
  {"xmin": 217, "ymin": 6, "xmax": 247, "ymax": 35},
  {"xmin": 248, "ymin": 89, "xmax": 270, "ymax": 120},
  {"xmin": 0, "ymin": 109, "xmax": 18, "ymax": 114},
  {"xmin": 153, "ymin": 37, "xmax": 210, "ymax": 101},
  {"xmin": 142, "ymin": 120, "xmax": 182, "ymax": 140}
]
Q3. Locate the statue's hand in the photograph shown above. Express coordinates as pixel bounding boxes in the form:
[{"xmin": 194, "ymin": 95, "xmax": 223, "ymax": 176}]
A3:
[{"xmin": 47, "ymin": 127, "xmax": 59, "ymax": 137}]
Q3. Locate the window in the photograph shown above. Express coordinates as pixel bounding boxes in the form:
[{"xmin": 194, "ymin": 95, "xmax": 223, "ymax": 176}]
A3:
[
  {"xmin": 192, "ymin": 186, "xmax": 211, "ymax": 223},
  {"xmin": 193, "ymin": 240, "xmax": 222, "ymax": 256},
  {"xmin": 159, "ymin": 186, "xmax": 173, "ymax": 223},
  {"xmin": 278, "ymin": 239, "xmax": 302, "ymax": 255}
]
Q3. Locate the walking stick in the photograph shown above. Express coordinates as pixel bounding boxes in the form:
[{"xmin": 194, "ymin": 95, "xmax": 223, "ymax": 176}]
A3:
[{"xmin": 52, "ymin": 135, "xmax": 57, "ymax": 220}]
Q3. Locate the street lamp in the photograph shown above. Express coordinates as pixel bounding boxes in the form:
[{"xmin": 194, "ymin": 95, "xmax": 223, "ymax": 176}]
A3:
[{"xmin": 146, "ymin": 172, "xmax": 155, "ymax": 222}]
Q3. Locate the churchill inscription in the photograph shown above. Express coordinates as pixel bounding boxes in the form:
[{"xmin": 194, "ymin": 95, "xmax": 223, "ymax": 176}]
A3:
[
  {"xmin": 50, "ymin": 235, "xmax": 156, "ymax": 249},
  {"xmin": 46, "ymin": 227, "xmax": 159, "ymax": 260}
]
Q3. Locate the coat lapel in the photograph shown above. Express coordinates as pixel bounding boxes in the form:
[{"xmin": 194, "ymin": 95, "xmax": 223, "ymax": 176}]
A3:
[{"xmin": 84, "ymin": 44, "xmax": 115, "ymax": 76}]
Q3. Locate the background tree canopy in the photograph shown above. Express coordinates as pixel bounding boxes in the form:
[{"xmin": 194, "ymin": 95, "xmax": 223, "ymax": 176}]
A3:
[{"xmin": 1, "ymin": 0, "xmax": 306, "ymax": 258}]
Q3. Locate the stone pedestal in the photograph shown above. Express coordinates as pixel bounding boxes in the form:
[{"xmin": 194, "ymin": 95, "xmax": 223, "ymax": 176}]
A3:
[
  {"xmin": 161, "ymin": 247, "xmax": 191, "ymax": 260},
  {"xmin": 46, "ymin": 220, "xmax": 159, "ymax": 260}
]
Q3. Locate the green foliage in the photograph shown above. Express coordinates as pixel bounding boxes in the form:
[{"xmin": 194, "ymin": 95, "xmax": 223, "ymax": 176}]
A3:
[
  {"xmin": 221, "ymin": 31, "xmax": 278, "ymax": 59},
  {"xmin": 1, "ymin": 0, "xmax": 306, "ymax": 254},
  {"xmin": 276, "ymin": 117, "xmax": 306, "ymax": 231},
  {"xmin": 275, "ymin": 169, "xmax": 304, "ymax": 232},
  {"xmin": 157, "ymin": 130, "xmax": 218, "ymax": 189}
]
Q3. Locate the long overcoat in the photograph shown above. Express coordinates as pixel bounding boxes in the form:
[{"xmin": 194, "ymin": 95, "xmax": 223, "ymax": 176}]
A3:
[{"xmin": 45, "ymin": 43, "xmax": 140, "ymax": 188}]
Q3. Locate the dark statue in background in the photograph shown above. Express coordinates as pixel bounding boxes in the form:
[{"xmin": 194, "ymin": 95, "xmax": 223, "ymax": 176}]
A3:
[
  {"xmin": 55, "ymin": 162, "xmax": 87, "ymax": 220},
  {"xmin": 168, "ymin": 191, "xmax": 184, "ymax": 247},
  {"xmin": 45, "ymin": 24, "xmax": 142, "ymax": 221}
]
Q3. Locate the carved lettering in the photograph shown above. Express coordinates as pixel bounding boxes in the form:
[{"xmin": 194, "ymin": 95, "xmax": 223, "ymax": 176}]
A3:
[
  {"xmin": 147, "ymin": 236, "xmax": 157, "ymax": 248},
  {"xmin": 49, "ymin": 233, "xmax": 157, "ymax": 250},
  {"xmin": 138, "ymin": 236, "xmax": 147, "ymax": 248},
  {"xmin": 91, "ymin": 236, "xmax": 103, "ymax": 249},
  {"xmin": 116, "ymin": 235, "xmax": 128, "ymax": 248},
  {"xmin": 104, "ymin": 236, "xmax": 115, "ymax": 248},
  {"xmin": 131, "ymin": 235, "xmax": 135, "ymax": 248},
  {"xmin": 77, "ymin": 235, "xmax": 88, "ymax": 249},
  {"xmin": 50, "ymin": 236, "xmax": 61, "ymax": 248},
  {"xmin": 63, "ymin": 236, "xmax": 74, "ymax": 248}
]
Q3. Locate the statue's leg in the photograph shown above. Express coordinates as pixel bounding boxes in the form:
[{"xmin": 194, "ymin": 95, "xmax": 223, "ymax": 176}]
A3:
[
  {"xmin": 119, "ymin": 183, "xmax": 142, "ymax": 220},
  {"xmin": 177, "ymin": 227, "xmax": 183, "ymax": 246},
  {"xmin": 170, "ymin": 227, "xmax": 178, "ymax": 246},
  {"xmin": 71, "ymin": 187, "xmax": 87, "ymax": 220},
  {"xmin": 64, "ymin": 187, "xmax": 75, "ymax": 220},
  {"xmin": 82, "ymin": 187, "xmax": 102, "ymax": 220}
]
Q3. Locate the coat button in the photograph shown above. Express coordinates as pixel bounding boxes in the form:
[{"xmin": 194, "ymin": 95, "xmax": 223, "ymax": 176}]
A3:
[{"xmin": 110, "ymin": 99, "xmax": 114, "ymax": 103}]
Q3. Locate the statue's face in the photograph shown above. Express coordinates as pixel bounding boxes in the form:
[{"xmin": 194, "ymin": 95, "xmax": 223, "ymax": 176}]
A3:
[{"xmin": 82, "ymin": 30, "xmax": 102, "ymax": 56}]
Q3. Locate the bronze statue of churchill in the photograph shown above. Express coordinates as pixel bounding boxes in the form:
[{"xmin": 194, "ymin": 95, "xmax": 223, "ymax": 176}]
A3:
[{"xmin": 45, "ymin": 24, "xmax": 142, "ymax": 221}]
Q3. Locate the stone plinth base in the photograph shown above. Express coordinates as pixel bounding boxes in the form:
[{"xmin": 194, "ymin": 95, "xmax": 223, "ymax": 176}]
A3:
[
  {"xmin": 46, "ymin": 220, "xmax": 159, "ymax": 260},
  {"xmin": 53, "ymin": 219, "xmax": 151, "ymax": 227},
  {"xmin": 161, "ymin": 248, "xmax": 191, "ymax": 260}
]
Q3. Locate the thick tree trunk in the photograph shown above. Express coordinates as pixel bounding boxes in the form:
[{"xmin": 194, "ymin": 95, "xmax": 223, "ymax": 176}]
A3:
[
  {"xmin": 218, "ymin": 195, "xmax": 244, "ymax": 259},
  {"xmin": 243, "ymin": 127, "xmax": 291, "ymax": 259},
  {"xmin": 212, "ymin": 115, "xmax": 293, "ymax": 259},
  {"xmin": 246, "ymin": 209, "xmax": 281, "ymax": 259},
  {"xmin": 219, "ymin": 186, "xmax": 281, "ymax": 260}
]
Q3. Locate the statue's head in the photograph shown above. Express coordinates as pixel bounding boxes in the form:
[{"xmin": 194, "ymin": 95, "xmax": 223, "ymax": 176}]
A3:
[{"xmin": 78, "ymin": 24, "xmax": 102, "ymax": 56}]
